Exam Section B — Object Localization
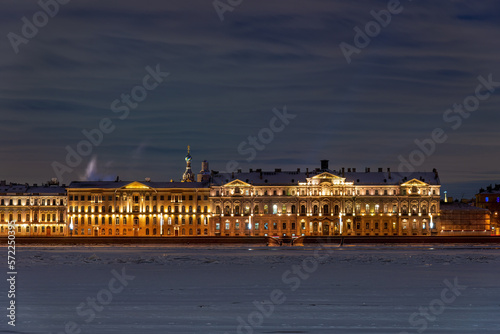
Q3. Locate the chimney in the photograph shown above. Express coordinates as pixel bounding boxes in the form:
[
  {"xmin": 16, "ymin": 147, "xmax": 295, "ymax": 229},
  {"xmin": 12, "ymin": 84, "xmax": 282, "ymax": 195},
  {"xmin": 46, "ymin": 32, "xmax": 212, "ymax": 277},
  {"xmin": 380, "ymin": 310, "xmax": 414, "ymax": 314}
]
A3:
[
  {"xmin": 347, "ymin": 168, "xmax": 351, "ymax": 172},
  {"xmin": 365, "ymin": 168, "xmax": 370, "ymax": 173},
  {"xmin": 320, "ymin": 160, "xmax": 329, "ymax": 170},
  {"xmin": 249, "ymin": 168, "xmax": 253, "ymax": 172},
  {"xmin": 342, "ymin": 167, "xmax": 345, "ymax": 177},
  {"xmin": 388, "ymin": 168, "xmax": 391, "ymax": 179},
  {"xmin": 306, "ymin": 168, "xmax": 309, "ymax": 177},
  {"xmin": 378, "ymin": 168, "xmax": 383, "ymax": 173},
  {"xmin": 231, "ymin": 172, "xmax": 234, "ymax": 179},
  {"xmin": 353, "ymin": 168, "xmax": 356, "ymax": 172},
  {"xmin": 297, "ymin": 168, "xmax": 300, "ymax": 172},
  {"xmin": 275, "ymin": 168, "xmax": 281, "ymax": 172},
  {"xmin": 259, "ymin": 171, "xmax": 263, "ymax": 179}
]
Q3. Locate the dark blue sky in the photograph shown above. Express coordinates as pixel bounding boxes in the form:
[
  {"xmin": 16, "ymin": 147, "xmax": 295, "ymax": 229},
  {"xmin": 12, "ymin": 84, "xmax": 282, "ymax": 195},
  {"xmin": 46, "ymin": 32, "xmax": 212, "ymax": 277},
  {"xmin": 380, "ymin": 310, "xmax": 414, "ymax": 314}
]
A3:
[{"xmin": 1, "ymin": 0, "xmax": 499, "ymax": 198}]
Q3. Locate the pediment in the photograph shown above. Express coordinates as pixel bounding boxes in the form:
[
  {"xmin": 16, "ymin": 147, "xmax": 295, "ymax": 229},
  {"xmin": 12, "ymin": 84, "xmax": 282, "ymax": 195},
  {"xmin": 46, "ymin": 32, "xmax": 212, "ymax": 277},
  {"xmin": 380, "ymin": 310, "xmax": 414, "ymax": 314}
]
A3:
[
  {"xmin": 223, "ymin": 179, "xmax": 252, "ymax": 187},
  {"xmin": 121, "ymin": 181, "xmax": 153, "ymax": 190},
  {"xmin": 401, "ymin": 178, "xmax": 429, "ymax": 186}
]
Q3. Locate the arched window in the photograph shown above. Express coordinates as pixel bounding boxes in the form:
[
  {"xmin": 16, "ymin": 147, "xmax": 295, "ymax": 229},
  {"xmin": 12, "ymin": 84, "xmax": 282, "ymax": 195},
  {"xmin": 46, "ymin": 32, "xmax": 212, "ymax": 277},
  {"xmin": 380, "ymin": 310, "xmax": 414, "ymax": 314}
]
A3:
[
  {"xmin": 108, "ymin": 229, "xmax": 112, "ymax": 235},
  {"xmin": 146, "ymin": 217, "xmax": 150, "ymax": 225},
  {"xmin": 254, "ymin": 205, "xmax": 259, "ymax": 214},
  {"xmin": 300, "ymin": 205, "xmax": 306, "ymax": 215},
  {"xmin": 216, "ymin": 206, "xmax": 221, "ymax": 214},
  {"xmin": 225, "ymin": 206, "xmax": 230, "ymax": 215},
  {"xmin": 145, "ymin": 228, "xmax": 149, "ymax": 235},
  {"xmin": 291, "ymin": 205, "xmax": 296, "ymax": 214},
  {"xmin": 272, "ymin": 204, "xmax": 278, "ymax": 214},
  {"xmin": 189, "ymin": 217, "xmax": 193, "ymax": 224},
  {"xmin": 422, "ymin": 206, "xmax": 427, "ymax": 215},
  {"xmin": 313, "ymin": 205, "xmax": 318, "ymax": 215},
  {"xmin": 264, "ymin": 205, "xmax": 269, "ymax": 214},
  {"xmin": 204, "ymin": 228, "xmax": 208, "ymax": 235},
  {"xmin": 153, "ymin": 228, "xmax": 157, "ymax": 235},
  {"xmin": 189, "ymin": 206, "xmax": 193, "ymax": 213},
  {"xmin": 146, "ymin": 205, "xmax": 149, "ymax": 212},
  {"xmin": 323, "ymin": 205, "xmax": 329, "ymax": 214},
  {"xmin": 334, "ymin": 205, "xmax": 339, "ymax": 215},
  {"xmin": 123, "ymin": 229, "xmax": 127, "ymax": 235},
  {"xmin": 235, "ymin": 205, "xmax": 240, "ymax": 215},
  {"xmin": 189, "ymin": 228, "xmax": 193, "ymax": 235},
  {"xmin": 174, "ymin": 217, "xmax": 178, "ymax": 224},
  {"xmin": 115, "ymin": 229, "xmax": 119, "ymax": 235},
  {"xmin": 412, "ymin": 205, "xmax": 418, "ymax": 214},
  {"xmin": 204, "ymin": 206, "xmax": 208, "ymax": 213},
  {"xmin": 181, "ymin": 228, "xmax": 185, "ymax": 235},
  {"xmin": 402, "ymin": 205, "xmax": 408, "ymax": 214},
  {"xmin": 431, "ymin": 205, "xmax": 436, "ymax": 213},
  {"xmin": 182, "ymin": 206, "xmax": 185, "ymax": 213},
  {"xmin": 197, "ymin": 206, "xmax": 201, "ymax": 213}
]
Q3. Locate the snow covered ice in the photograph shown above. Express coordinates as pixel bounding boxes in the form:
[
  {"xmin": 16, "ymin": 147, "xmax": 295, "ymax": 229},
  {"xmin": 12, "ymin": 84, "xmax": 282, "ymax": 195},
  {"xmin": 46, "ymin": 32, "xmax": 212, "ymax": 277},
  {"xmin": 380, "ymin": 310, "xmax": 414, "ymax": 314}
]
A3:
[{"xmin": 2, "ymin": 244, "xmax": 500, "ymax": 333}]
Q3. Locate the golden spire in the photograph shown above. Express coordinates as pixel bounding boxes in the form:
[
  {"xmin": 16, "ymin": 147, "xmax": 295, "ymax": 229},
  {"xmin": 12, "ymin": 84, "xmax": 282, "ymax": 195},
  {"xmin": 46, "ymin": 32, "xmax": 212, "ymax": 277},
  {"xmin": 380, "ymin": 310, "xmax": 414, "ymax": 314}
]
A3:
[{"xmin": 187, "ymin": 145, "xmax": 190, "ymax": 154}]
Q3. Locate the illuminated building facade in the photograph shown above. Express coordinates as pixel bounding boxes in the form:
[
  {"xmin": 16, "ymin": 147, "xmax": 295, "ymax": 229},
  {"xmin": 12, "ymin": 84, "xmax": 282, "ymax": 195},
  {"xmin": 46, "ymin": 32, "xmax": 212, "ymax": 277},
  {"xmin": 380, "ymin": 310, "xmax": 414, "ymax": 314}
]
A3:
[
  {"xmin": 0, "ymin": 180, "xmax": 67, "ymax": 236},
  {"xmin": 210, "ymin": 161, "xmax": 441, "ymax": 237},
  {"xmin": 0, "ymin": 150, "xmax": 446, "ymax": 237}
]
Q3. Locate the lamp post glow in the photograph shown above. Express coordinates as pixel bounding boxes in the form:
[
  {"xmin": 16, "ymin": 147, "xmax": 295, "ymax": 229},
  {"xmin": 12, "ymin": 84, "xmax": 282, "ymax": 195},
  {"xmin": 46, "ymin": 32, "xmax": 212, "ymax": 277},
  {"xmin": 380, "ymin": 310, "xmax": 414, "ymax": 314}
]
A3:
[
  {"xmin": 69, "ymin": 216, "xmax": 74, "ymax": 236},
  {"xmin": 339, "ymin": 213, "xmax": 343, "ymax": 235},
  {"xmin": 160, "ymin": 215, "xmax": 164, "ymax": 236}
]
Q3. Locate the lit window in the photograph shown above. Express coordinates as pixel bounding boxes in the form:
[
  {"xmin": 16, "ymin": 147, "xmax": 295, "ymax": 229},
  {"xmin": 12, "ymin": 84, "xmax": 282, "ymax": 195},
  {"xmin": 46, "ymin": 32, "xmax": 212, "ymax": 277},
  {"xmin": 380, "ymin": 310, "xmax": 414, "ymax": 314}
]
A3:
[{"xmin": 486, "ymin": 197, "xmax": 489, "ymax": 202}]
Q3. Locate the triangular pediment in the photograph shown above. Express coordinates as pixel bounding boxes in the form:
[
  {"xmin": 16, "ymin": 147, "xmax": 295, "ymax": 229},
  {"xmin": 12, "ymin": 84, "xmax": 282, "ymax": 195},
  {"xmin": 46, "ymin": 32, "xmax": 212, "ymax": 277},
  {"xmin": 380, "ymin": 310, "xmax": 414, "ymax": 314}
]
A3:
[
  {"xmin": 401, "ymin": 178, "xmax": 429, "ymax": 186},
  {"xmin": 312, "ymin": 172, "xmax": 344, "ymax": 180},
  {"xmin": 121, "ymin": 181, "xmax": 153, "ymax": 190},
  {"xmin": 223, "ymin": 179, "xmax": 252, "ymax": 187}
]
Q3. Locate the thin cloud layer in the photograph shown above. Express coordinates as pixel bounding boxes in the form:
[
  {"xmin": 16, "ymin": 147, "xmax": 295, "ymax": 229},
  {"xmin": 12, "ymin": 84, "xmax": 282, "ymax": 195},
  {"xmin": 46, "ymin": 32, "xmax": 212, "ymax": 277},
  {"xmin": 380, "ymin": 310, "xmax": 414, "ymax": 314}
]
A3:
[{"xmin": 0, "ymin": 0, "xmax": 499, "ymax": 197}]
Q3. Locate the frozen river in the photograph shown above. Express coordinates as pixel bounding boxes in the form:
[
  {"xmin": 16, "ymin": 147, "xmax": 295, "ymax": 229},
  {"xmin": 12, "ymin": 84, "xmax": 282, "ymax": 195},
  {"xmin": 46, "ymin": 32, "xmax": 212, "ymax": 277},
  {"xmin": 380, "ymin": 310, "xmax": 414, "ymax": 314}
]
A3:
[{"xmin": 2, "ymin": 244, "xmax": 500, "ymax": 333}]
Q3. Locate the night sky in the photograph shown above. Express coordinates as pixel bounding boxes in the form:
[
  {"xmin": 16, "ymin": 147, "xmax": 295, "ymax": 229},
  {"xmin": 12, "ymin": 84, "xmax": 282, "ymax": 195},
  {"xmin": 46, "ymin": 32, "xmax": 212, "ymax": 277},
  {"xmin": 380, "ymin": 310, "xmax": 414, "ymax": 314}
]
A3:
[{"xmin": 1, "ymin": 0, "xmax": 499, "ymax": 198}]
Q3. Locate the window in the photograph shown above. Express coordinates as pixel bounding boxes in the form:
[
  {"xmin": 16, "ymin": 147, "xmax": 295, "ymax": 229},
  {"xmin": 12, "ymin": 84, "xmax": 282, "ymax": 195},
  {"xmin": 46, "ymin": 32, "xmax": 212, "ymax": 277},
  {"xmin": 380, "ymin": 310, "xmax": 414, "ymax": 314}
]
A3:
[
  {"xmin": 291, "ymin": 205, "xmax": 296, "ymax": 214},
  {"xmin": 300, "ymin": 205, "xmax": 306, "ymax": 214},
  {"xmin": 272, "ymin": 204, "xmax": 278, "ymax": 214},
  {"xmin": 323, "ymin": 205, "xmax": 329, "ymax": 214},
  {"xmin": 264, "ymin": 205, "xmax": 269, "ymax": 214},
  {"xmin": 313, "ymin": 205, "xmax": 318, "ymax": 215},
  {"xmin": 282, "ymin": 204, "xmax": 287, "ymax": 214},
  {"xmin": 486, "ymin": 197, "xmax": 489, "ymax": 202},
  {"xmin": 273, "ymin": 222, "xmax": 277, "ymax": 230}
]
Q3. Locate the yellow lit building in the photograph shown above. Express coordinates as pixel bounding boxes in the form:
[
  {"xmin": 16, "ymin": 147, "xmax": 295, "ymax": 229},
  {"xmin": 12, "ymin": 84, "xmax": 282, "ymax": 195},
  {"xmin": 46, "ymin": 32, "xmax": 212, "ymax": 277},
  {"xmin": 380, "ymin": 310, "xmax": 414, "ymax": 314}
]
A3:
[
  {"xmin": 0, "ymin": 179, "xmax": 67, "ymax": 236},
  {"xmin": 210, "ymin": 161, "xmax": 441, "ymax": 237}
]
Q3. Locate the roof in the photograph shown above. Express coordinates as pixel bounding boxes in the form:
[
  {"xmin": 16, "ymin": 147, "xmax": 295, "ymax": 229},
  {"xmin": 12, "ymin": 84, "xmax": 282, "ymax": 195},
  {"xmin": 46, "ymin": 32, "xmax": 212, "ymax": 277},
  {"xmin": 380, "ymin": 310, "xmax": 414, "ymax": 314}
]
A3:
[
  {"xmin": 0, "ymin": 183, "xmax": 66, "ymax": 195},
  {"xmin": 67, "ymin": 181, "xmax": 210, "ymax": 190},
  {"xmin": 211, "ymin": 169, "xmax": 440, "ymax": 186}
]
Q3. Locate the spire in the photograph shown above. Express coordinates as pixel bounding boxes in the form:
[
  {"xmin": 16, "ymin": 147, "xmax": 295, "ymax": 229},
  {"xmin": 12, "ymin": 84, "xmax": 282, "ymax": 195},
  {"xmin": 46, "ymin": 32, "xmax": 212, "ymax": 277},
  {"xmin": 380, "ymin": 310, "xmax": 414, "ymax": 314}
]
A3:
[{"xmin": 182, "ymin": 145, "xmax": 194, "ymax": 182}]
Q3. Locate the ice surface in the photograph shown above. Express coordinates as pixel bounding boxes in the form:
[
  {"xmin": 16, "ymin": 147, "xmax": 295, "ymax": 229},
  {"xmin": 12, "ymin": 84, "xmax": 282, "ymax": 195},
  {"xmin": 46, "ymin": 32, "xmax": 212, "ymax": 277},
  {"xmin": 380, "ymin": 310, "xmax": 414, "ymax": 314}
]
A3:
[{"xmin": 2, "ymin": 244, "xmax": 500, "ymax": 333}]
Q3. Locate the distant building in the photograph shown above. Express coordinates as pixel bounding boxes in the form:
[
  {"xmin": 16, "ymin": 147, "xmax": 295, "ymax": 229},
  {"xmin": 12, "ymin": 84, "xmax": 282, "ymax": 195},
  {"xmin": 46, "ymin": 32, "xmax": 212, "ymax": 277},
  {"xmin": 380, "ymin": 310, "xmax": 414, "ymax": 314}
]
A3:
[
  {"xmin": 439, "ymin": 202, "xmax": 491, "ymax": 235},
  {"xmin": 0, "ymin": 179, "xmax": 67, "ymax": 236},
  {"xmin": 475, "ymin": 184, "xmax": 500, "ymax": 235}
]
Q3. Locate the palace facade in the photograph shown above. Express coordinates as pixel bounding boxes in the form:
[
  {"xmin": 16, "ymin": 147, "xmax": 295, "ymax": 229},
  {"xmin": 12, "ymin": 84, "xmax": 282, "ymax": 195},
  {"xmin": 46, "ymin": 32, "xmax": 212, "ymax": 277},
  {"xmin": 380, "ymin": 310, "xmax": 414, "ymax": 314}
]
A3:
[
  {"xmin": 0, "ymin": 179, "xmax": 67, "ymax": 236},
  {"xmin": 0, "ymin": 149, "xmax": 453, "ymax": 237}
]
